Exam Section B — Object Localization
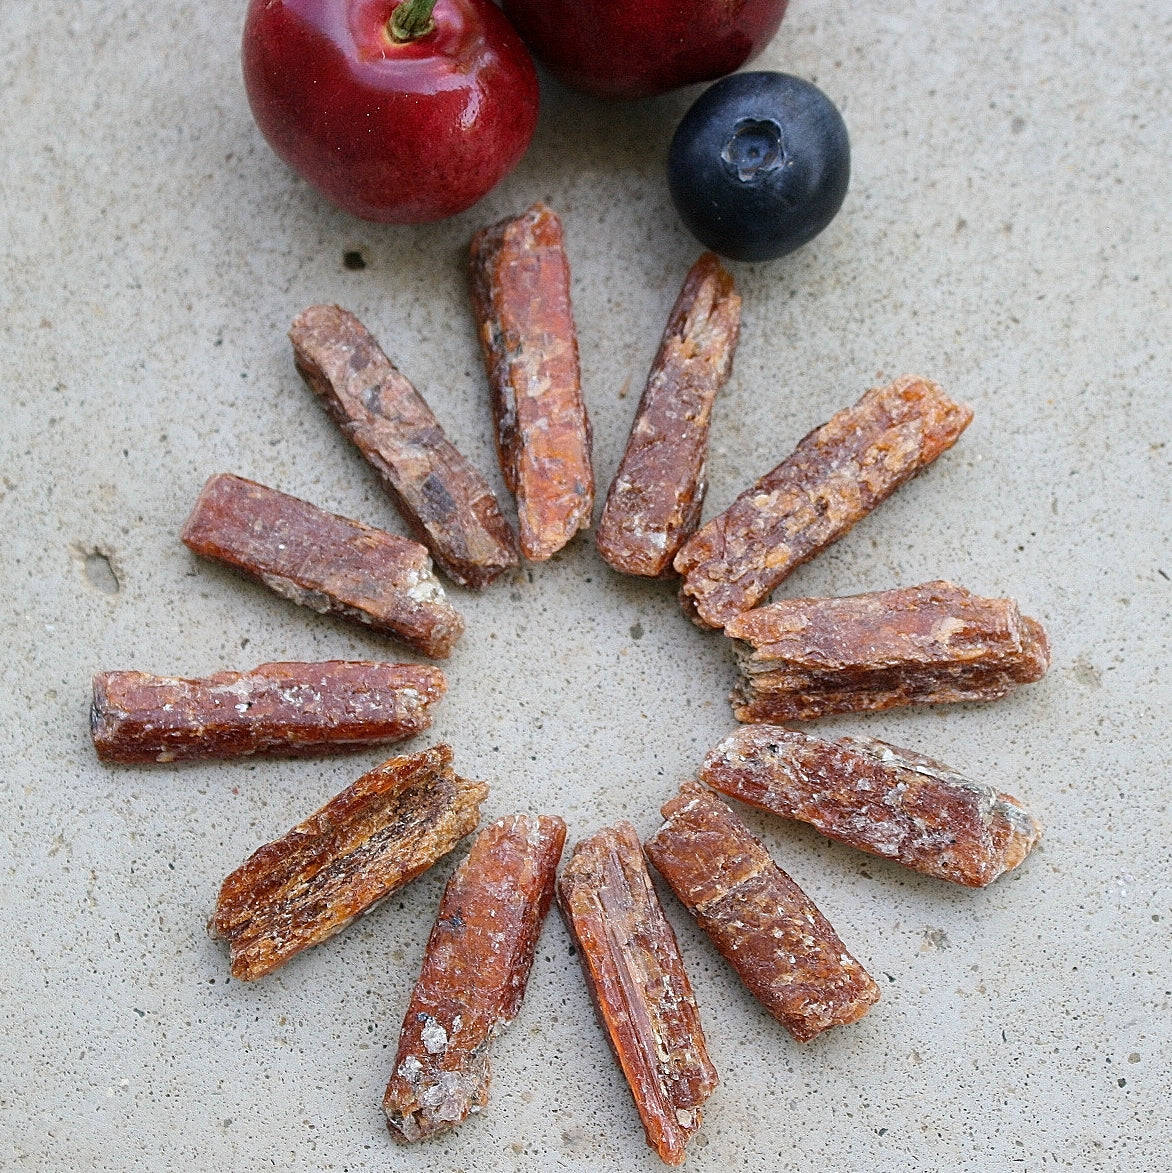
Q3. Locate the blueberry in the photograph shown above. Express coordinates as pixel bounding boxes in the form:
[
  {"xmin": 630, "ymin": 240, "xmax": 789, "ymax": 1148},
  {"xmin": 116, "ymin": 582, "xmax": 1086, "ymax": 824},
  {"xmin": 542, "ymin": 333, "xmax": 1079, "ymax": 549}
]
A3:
[{"xmin": 668, "ymin": 72, "xmax": 850, "ymax": 263}]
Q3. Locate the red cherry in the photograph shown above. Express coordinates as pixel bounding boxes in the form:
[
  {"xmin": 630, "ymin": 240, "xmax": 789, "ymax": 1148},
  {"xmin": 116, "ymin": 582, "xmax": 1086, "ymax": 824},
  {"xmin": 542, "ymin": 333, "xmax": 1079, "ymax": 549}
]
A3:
[
  {"xmin": 501, "ymin": 0, "xmax": 788, "ymax": 101},
  {"xmin": 242, "ymin": 0, "xmax": 539, "ymax": 223}
]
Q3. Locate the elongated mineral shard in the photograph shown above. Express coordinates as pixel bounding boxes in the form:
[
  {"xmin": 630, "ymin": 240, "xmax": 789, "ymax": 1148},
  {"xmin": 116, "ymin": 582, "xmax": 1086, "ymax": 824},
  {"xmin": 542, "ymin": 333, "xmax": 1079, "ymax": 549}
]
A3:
[
  {"xmin": 290, "ymin": 304, "xmax": 518, "ymax": 587},
  {"xmin": 384, "ymin": 814, "xmax": 566, "ymax": 1142},
  {"xmin": 674, "ymin": 376, "xmax": 973, "ymax": 628},
  {"xmin": 470, "ymin": 203, "xmax": 595, "ymax": 561},
  {"xmin": 559, "ymin": 823, "xmax": 717, "ymax": 1166},
  {"xmin": 597, "ymin": 253, "xmax": 741, "ymax": 577},
  {"xmin": 727, "ymin": 580, "xmax": 1050, "ymax": 721},
  {"xmin": 91, "ymin": 660, "xmax": 445, "ymax": 763},
  {"xmin": 210, "ymin": 745, "xmax": 486, "ymax": 980},
  {"xmin": 701, "ymin": 725, "xmax": 1042, "ymax": 887},
  {"xmin": 645, "ymin": 783, "xmax": 879, "ymax": 1042},
  {"xmin": 181, "ymin": 474, "xmax": 464, "ymax": 658}
]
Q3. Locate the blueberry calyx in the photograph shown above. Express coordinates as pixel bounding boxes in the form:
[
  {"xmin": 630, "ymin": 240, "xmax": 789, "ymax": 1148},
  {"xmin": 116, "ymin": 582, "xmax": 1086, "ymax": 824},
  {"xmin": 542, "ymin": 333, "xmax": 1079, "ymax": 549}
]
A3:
[{"xmin": 721, "ymin": 118, "xmax": 785, "ymax": 184}]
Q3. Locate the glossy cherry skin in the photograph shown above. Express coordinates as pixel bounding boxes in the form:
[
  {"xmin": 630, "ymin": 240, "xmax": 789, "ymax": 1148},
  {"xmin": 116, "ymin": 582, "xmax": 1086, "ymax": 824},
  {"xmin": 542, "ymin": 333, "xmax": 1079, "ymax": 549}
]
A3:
[
  {"xmin": 242, "ymin": 0, "xmax": 539, "ymax": 222},
  {"xmin": 501, "ymin": 0, "xmax": 788, "ymax": 100},
  {"xmin": 668, "ymin": 72, "xmax": 850, "ymax": 262}
]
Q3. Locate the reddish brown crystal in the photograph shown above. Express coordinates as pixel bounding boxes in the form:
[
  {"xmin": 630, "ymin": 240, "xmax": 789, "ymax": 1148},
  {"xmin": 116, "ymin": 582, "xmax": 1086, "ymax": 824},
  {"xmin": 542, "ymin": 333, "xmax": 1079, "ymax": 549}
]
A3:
[
  {"xmin": 290, "ymin": 304, "xmax": 518, "ymax": 587},
  {"xmin": 470, "ymin": 204, "xmax": 594, "ymax": 561},
  {"xmin": 597, "ymin": 253, "xmax": 741, "ymax": 577},
  {"xmin": 673, "ymin": 376, "xmax": 973, "ymax": 628},
  {"xmin": 727, "ymin": 580, "xmax": 1051, "ymax": 722},
  {"xmin": 645, "ymin": 783, "xmax": 879, "ymax": 1043},
  {"xmin": 180, "ymin": 474, "xmax": 464, "ymax": 658},
  {"xmin": 210, "ymin": 745, "xmax": 487, "ymax": 980},
  {"xmin": 90, "ymin": 660, "xmax": 445, "ymax": 764},
  {"xmin": 383, "ymin": 814, "xmax": 566, "ymax": 1142},
  {"xmin": 558, "ymin": 823, "xmax": 717, "ymax": 1166},
  {"xmin": 701, "ymin": 726, "xmax": 1042, "ymax": 887}
]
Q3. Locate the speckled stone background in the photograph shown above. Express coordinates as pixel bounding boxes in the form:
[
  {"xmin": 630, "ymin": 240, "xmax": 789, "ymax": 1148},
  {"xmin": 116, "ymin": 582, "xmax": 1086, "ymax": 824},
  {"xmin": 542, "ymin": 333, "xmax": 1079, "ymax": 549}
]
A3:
[{"xmin": 2, "ymin": 1, "xmax": 1169, "ymax": 1169}]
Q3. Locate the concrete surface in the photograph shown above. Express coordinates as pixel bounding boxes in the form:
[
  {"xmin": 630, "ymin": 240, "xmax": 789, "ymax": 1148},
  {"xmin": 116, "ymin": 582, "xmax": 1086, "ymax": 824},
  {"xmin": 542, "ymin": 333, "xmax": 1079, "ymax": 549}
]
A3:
[{"xmin": 1, "ymin": 1, "xmax": 1169, "ymax": 1169}]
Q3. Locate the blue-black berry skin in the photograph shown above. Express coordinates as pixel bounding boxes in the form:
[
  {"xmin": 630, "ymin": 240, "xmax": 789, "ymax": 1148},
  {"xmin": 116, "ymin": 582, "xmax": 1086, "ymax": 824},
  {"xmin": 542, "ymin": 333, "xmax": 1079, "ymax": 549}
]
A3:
[{"xmin": 668, "ymin": 72, "xmax": 850, "ymax": 263}]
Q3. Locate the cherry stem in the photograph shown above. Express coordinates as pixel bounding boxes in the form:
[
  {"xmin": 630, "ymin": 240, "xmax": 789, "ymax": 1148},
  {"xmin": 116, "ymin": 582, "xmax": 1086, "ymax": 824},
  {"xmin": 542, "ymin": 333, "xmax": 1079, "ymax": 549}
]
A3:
[{"xmin": 389, "ymin": 0, "xmax": 438, "ymax": 42}]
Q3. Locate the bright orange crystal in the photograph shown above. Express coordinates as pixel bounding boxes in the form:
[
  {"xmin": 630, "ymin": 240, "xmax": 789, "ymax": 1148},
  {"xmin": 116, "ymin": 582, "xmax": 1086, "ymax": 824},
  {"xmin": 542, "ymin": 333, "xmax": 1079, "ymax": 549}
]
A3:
[
  {"xmin": 646, "ymin": 783, "xmax": 879, "ymax": 1042},
  {"xmin": 559, "ymin": 822, "xmax": 717, "ymax": 1166},
  {"xmin": 210, "ymin": 745, "xmax": 486, "ymax": 980},
  {"xmin": 384, "ymin": 814, "xmax": 566, "ymax": 1142}
]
